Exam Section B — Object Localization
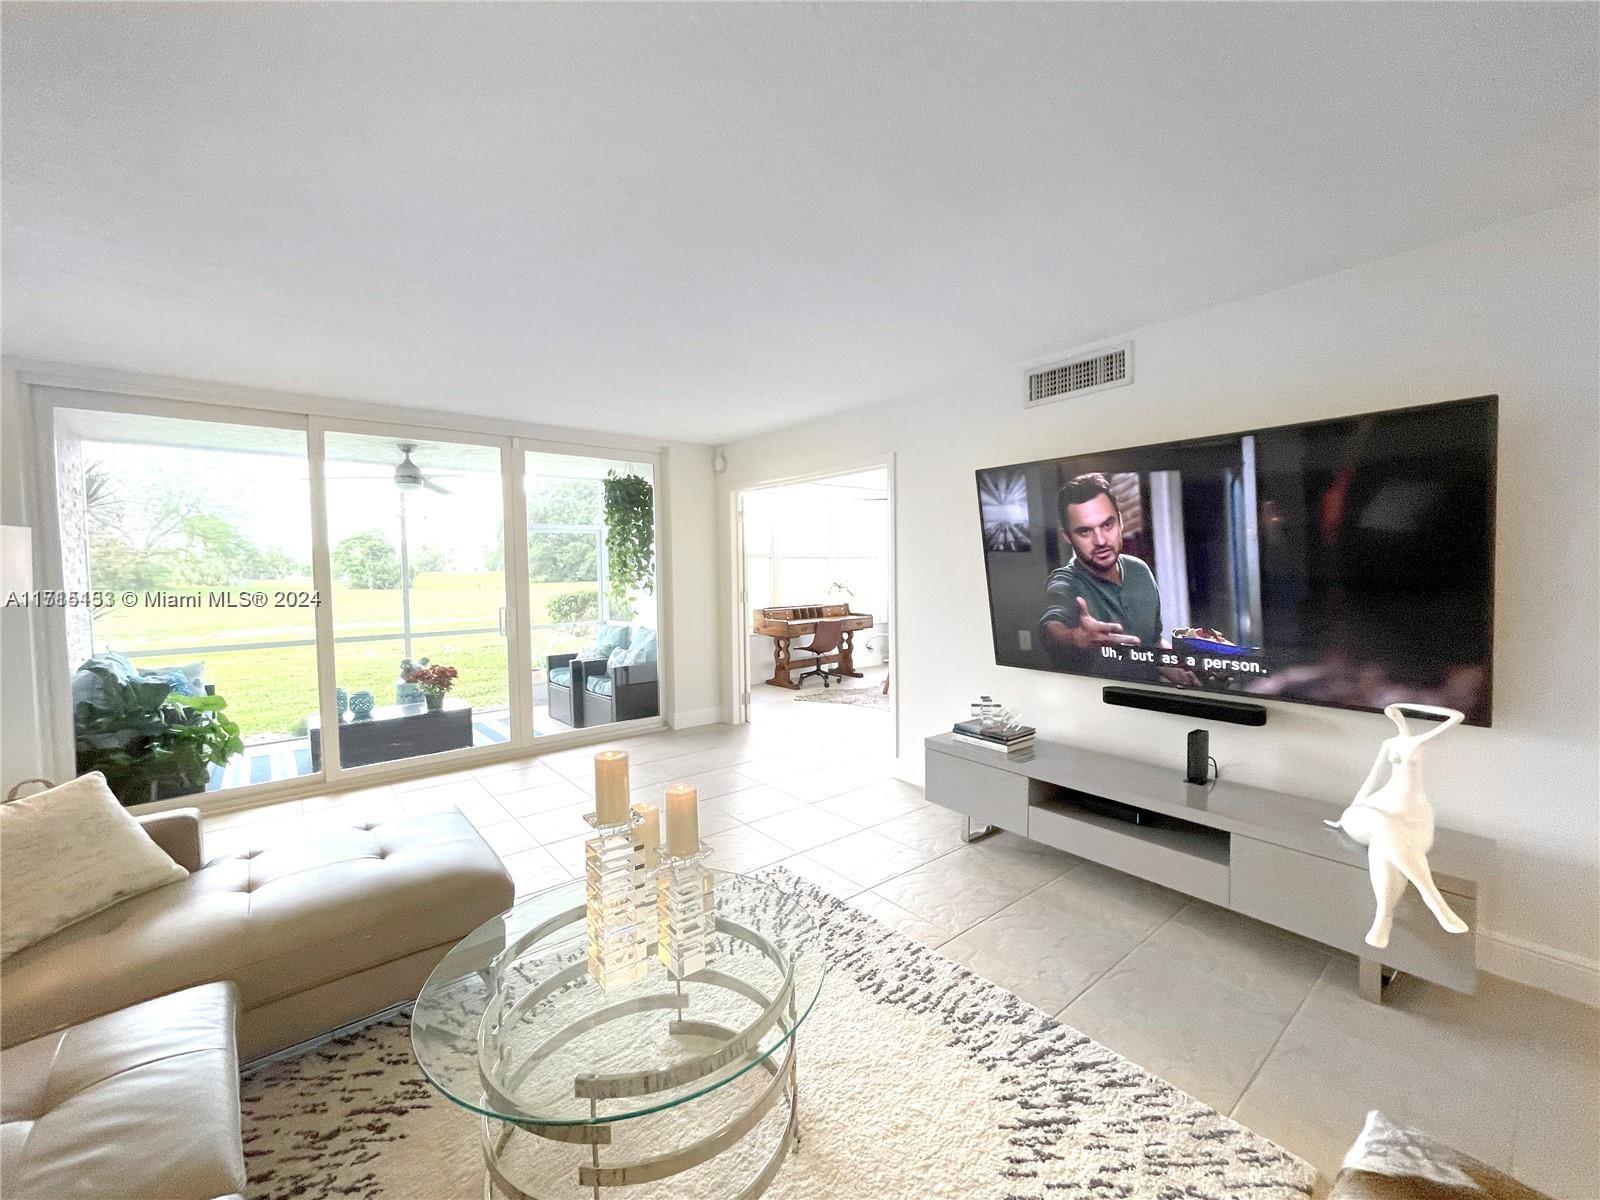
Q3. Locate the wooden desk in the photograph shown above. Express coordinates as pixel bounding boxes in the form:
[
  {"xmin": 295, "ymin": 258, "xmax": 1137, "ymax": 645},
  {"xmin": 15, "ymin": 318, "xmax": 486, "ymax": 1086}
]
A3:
[{"xmin": 753, "ymin": 603, "xmax": 874, "ymax": 689}]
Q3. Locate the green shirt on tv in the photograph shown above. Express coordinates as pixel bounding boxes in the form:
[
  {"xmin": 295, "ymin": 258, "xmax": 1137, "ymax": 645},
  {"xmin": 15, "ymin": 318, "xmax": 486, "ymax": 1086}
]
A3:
[{"xmin": 1040, "ymin": 554, "xmax": 1163, "ymax": 670}]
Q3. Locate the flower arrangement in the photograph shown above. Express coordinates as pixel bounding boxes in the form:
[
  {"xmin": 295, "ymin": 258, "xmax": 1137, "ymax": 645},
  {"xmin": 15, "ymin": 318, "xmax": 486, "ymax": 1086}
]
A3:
[{"xmin": 406, "ymin": 663, "xmax": 459, "ymax": 696}]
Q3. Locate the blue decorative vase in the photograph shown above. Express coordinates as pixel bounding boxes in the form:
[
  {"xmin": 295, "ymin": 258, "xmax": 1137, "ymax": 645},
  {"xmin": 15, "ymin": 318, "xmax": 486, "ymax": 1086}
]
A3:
[
  {"xmin": 349, "ymin": 690, "xmax": 376, "ymax": 721},
  {"xmin": 335, "ymin": 687, "xmax": 349, "ymax": 716}
]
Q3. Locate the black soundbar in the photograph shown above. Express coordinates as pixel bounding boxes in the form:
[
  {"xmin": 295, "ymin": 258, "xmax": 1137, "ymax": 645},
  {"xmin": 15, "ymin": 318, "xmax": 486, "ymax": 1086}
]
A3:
[{"xmin": 1102, "ymin": 685, "xmax": 1267, "ymax": 726}]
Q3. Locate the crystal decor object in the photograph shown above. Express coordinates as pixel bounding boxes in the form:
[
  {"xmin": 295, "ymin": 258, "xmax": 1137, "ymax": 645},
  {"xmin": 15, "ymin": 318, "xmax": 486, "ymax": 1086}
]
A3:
[
  {"xmin": 657, "ymin": 849, "xmax": 715, "ymax": 979},
  {"xmin": 584, "ymin": 810, "xmax": 649, "ymax": 990}
]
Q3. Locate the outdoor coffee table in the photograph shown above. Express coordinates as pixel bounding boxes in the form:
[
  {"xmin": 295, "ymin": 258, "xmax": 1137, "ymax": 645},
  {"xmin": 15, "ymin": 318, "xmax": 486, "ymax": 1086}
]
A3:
[
  {"xmin": 411, "ymin": 870, "xmax": 824, "ymax": 1199},
  {"xmin": 307, "ymin": 697, "xmax": 473, "ymax": 769}
]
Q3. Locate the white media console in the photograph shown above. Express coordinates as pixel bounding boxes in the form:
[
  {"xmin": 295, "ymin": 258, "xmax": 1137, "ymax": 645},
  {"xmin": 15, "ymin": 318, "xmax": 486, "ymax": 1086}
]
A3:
[{"xmin": 925, "ymin": 732, "xmax": 1489, "ymax": 1002}]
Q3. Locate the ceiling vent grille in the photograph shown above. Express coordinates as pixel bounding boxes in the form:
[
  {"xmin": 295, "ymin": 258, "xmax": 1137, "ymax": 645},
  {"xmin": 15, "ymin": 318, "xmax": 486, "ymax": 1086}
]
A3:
[{"xmin": 1026, "ymin": 342, "xmax": 1132, "ymax": 407}]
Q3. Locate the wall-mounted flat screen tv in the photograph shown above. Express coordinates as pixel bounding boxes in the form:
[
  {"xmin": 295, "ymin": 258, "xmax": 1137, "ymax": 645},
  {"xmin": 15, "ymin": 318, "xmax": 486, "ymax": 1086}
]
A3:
[{"xmin": 976, "ymin": 395, "xmax": 1497, "ymax": 725}]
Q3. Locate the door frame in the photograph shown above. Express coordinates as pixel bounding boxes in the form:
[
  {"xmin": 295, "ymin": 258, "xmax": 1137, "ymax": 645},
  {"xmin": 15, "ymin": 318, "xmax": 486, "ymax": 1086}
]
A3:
[{"xmin": 727, "ymin": 453, "xmax": 898, "ymax": 759}]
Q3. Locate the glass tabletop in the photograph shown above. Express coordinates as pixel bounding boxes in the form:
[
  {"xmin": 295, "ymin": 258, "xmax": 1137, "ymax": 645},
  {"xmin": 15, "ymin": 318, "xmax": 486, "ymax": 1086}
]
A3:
[{"xmin": 411, "ymin": 869, "xmax": 825, "ymax": 1126}]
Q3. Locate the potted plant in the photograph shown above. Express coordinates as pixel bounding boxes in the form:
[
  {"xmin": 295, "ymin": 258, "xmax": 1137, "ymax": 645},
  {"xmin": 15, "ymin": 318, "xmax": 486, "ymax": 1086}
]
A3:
[
  {"xmin": 73, "ymin": 656, "xmax": 244, "ymax": 805},
  {"xmin": 405, "ymin": 663, "xmax": 459, "ymax": 711},
  {"xmin": 603, "ymin": 472, "xmax": 655, "ymax": 604}
]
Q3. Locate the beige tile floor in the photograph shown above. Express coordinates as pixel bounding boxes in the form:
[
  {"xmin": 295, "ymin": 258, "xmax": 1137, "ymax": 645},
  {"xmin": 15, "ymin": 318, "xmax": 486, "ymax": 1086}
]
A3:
[{"xmin": 205, "ymin": 682, "xmax": 1598, "ymax": 1198}]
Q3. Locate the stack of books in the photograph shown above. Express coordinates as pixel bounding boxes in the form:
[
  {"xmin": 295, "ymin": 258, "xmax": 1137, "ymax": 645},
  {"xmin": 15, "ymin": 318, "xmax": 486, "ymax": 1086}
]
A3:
[{"xmin": 951, "ymin": 719, "xmax": 1035, "ymax": 754}]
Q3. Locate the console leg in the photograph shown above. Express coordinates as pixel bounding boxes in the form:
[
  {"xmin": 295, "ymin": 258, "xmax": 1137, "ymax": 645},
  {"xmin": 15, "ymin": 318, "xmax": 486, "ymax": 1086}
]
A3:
[
  {"xmin": 961, "ymin": 817, "xmax": 998, "ymax": 843},
  {"xmin": 1358, "ymin": 957, "xmax": 1397, "ymax": 1003}
]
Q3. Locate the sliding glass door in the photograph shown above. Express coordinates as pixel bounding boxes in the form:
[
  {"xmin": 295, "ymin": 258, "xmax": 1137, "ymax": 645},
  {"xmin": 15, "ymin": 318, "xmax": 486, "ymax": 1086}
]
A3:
[
  {"xmin": 44, "ymin": 391, "xmax": 668, "ymax": 805},
  {"xmin": 53, "ymin": 408, "xmax": 319, "ymax": 800},
  {"xmin": 527, "ymin": 452, "xmax": 659, "ymax": 734},
  {"xmin": 322, "ymin": 431, "xmax": 511, "ymax": 771}
]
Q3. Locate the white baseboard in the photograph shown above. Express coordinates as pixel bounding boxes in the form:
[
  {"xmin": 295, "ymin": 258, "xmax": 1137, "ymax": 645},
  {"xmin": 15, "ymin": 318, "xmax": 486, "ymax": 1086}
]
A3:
[
  {"xmin": 1477, "ymin": 928, "xmax": 1600, "ymax": 1008},
  {"xmin": 671, "ymin": 706, "xmax": 725, "ymax": 730}
]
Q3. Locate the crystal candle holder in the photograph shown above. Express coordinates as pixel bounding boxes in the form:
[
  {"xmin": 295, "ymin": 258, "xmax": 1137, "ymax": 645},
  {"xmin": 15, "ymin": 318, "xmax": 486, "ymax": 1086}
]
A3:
[
  {"xmin": 657, "ymin": 847, "xmax": 715, "ymax": 979},
  {"xmin": 584, "ymin": 809, "xmax": 650, "ymax": 990}
]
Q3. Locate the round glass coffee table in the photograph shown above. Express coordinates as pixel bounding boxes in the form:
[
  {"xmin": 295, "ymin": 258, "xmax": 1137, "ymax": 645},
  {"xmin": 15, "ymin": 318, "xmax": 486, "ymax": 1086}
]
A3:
[{"xmin": 412, "ymin": 870, "xmax": 824, "ymax": 1199}]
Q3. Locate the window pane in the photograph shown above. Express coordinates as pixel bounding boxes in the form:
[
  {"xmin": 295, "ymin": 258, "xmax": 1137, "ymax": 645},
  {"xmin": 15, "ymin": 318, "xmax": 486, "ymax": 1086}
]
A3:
[
  {"xmin": 829, "ymin": 495, "xmax": 887, "ymax": 557},
  {"xmin": 323, "ymin": 432, "xmax": 510, "ymax": 768},
  {"xmin": 528, "ymin": 476, "xmax": 602, "ymax": 527},
  {"xmin": 773, "ymin": 493, "xmax": 829, "ymax": 556},
  {"xmin": 55, "ymin": 408, "xmax": 318, "ymax": 801},
  {"xmin": 830, "ymin": 556, "xmax": 886, "ymax": 617},
  {"xmin": 528, "ymin": 452, "xmax": 658, "ymax": 732},
  {"xmin": 776, "ymin": 556, "xmax": 831, "ymax": 602}
]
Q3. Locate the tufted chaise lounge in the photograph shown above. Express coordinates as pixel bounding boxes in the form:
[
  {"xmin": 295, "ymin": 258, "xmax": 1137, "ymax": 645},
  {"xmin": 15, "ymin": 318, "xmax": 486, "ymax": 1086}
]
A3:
[
  {"xmin": 1, "ymin": 982, "xmax": 247, "ymax": 1199},
  {"xmin": 0, "ymin": 808, "xmax": 514, "ymax": 1063}
]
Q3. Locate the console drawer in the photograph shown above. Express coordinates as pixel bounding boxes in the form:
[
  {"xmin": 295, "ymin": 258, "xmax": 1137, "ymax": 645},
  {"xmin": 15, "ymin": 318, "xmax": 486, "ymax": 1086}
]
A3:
[
  {"xmin": 924, "ymin": 747, "xmax": 1029, "ymax": 832},
  {"xmin": 1231, "ymin": 835, "xmax": 1477, "ymax": 992}
]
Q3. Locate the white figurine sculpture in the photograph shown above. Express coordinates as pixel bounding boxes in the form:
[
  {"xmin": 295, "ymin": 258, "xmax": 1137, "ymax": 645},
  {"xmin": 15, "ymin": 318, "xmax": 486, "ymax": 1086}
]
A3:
[{"xmin": 1325, "ymin": 703, "xmax": 1470, "ymax": 949}]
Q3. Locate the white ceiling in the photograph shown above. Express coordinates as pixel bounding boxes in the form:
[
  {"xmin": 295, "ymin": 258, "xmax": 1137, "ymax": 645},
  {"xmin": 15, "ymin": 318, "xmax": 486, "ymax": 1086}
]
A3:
[{"xmin": 4, "ymin": 3, "xmax": 1595, "ymax": 444}]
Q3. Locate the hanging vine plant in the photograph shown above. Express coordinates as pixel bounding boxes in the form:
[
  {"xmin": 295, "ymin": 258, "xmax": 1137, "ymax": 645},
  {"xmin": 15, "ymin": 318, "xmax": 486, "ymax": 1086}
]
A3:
[{"xmin": 603, "ymin": 471, "xmax": 655, "ymax": 603}]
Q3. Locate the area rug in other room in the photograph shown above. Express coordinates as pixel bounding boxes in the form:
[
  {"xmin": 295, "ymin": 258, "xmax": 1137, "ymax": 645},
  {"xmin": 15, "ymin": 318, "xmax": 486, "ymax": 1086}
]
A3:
[
  {"xmin": 792, "ymin": 684, "xmax": 890, "ymax": 711},
  {"xmin": 240, "ymin": 870, "xmax": 1316, "ymax": 1200}
]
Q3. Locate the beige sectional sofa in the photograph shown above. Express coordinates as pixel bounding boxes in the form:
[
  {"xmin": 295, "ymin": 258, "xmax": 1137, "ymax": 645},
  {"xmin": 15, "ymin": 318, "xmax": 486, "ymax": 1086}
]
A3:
[
  {"xmin": 2, "ymin": 983, "xmax": 247, "ymax": 1200},
  {"xmin": 1, "ymin": 804, "xmax": 516, "ymax": 1198}
]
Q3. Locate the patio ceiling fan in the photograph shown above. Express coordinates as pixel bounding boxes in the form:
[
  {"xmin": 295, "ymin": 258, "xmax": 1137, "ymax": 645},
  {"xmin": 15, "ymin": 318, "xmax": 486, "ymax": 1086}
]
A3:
[{"xmin": 393, "ymin": 443, "xmax": 451, "ymax": 494}]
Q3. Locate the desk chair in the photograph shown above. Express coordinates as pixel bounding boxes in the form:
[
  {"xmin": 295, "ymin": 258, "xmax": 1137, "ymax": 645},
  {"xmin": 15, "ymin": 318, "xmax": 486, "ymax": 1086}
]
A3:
[{"xmin": 791, "ymin": 619, "xmax": 847, "ymax": 688}]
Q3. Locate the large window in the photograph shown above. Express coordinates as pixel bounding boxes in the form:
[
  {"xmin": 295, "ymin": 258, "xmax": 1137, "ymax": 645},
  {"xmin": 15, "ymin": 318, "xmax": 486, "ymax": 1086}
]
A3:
[
  {"xmin": 323, "ymin": 432, "xmax": 511, "ymax": 769},
  {"xmin": 46, "ymin": 396, "xmax": 667, "ymax": 806},
  {"xmin": 743, "ymin": 471, "xmax": 889, "ymax": 620},
  {"xmin": 55, "ymin": 410, "xmax": 319, "ymax": 799},
  {"xmin": 527, "ymin": 453, "xmax": 658, "ymax": 732}
]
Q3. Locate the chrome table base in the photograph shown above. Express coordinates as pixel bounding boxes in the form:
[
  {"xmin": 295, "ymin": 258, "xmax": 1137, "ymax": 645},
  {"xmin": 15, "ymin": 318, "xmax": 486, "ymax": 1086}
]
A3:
[{"xmin": 477, "ymin": 906, "xmax": 802, "ymax": 1199}]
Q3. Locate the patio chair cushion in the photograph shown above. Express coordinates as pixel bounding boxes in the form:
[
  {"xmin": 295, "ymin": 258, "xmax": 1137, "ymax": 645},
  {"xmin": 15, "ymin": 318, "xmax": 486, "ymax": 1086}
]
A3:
[
  {"xmin": 620, "ymin": 626, "xmax": 657, "ymax": 666},
  {"xmin": 581, "ymin": 624, "xmax": 631, "ymax": 659},
  {"xmin": 549, "ymin": 666, "xmax": 572, "ymax": 688},
  {"xmin": 585, "ymin": 675, "xmax": 614, "ymax": 697},
  {"xmin": 0, "ymin": 811, "xmax": 513, "ymax": 1056}
]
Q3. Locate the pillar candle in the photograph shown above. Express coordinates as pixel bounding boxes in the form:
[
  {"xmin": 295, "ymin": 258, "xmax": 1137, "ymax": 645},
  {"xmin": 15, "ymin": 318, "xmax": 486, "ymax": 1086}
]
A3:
[
  {"xmin": 664, "ymin": 783, "xmax": 700, "ymax": 857},
  {"xmin": 593, "ymin": 751, "xmax": 630, "ymax": 825},
  {"xmin": 633, "ymin": 800, "xmax": 661, "ymax": 868}
]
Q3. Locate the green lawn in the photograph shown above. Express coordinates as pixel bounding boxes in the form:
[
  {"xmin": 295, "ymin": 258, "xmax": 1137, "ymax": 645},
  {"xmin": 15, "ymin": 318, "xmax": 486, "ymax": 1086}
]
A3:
[{"xmin": 92, "ymin": 574, "xmax": 602, "ymax": 738}]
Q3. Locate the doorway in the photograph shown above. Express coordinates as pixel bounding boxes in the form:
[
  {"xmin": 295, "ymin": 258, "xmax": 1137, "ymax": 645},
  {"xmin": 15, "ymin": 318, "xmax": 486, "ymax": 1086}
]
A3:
[{"xmin": 733, "ymin": 465, "xmax": 895, "ymax": 757}]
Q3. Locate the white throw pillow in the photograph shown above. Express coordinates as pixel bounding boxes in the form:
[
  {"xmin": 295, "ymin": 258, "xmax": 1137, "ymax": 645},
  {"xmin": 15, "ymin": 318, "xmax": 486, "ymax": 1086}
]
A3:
[{"xmin": 0, "ymin": 772, "xmax": 189, "ymax": 959}]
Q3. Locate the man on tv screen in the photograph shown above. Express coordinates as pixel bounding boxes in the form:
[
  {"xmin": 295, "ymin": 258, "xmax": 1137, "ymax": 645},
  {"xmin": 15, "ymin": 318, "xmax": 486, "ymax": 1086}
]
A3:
[{"xmin": 1038, "ymin": 472, "xmax": 1195, "ymax": 685}]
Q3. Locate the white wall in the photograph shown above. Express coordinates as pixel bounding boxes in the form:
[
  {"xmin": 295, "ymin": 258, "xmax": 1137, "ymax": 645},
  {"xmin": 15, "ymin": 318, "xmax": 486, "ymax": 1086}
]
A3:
[
  {"xmin": 0, "ymin": 360, "xmax": 50, "ymax": 785},
  {"xmin": 716, "ymin": 200, "xmax": 1600, "ymax": 1003},
  {"xmin": 658, "ymin": 442, "xmax": 722, "ymax": 727}
]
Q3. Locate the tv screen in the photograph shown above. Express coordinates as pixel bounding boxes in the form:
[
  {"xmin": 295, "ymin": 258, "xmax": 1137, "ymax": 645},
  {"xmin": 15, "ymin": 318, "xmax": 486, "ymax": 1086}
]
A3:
[{"xmin": 977, "ymin": 395, "xmax": 1497, "ymax": 725}]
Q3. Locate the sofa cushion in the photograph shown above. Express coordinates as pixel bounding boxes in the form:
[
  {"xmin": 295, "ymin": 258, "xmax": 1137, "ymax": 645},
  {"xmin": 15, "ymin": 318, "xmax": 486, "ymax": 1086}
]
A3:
[
  {"xmin": 0, "ymin": 772, "xmax": 188, "ymax": 959},
  {"xmin": 0, "ymin": 981, "xmax": 245, "ymax": 1200},
  {"xmin": 0, "ymin": 811, "xmax": 510, "ymax": 1049}
]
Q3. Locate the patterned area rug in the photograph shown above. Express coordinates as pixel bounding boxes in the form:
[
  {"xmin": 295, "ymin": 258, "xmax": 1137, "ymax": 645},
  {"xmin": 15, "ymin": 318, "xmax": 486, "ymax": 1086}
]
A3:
[
  {"xmin": 240, "ymin": 872, "xmax": 1315, "ymax": 1200},
  {"xmin": 792, "ymin": 684, "xmax": 890, "ymax": 711}
]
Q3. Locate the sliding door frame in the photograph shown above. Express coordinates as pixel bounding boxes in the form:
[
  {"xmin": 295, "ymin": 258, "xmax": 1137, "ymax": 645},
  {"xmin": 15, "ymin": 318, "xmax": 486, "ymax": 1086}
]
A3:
[
  {"xmin": 310, "ymin": 414, "xmax": 526, "ymax": 789},
  {"xmin": 19, "ymin": 365, "xmax": 673, "ymax": 814}
]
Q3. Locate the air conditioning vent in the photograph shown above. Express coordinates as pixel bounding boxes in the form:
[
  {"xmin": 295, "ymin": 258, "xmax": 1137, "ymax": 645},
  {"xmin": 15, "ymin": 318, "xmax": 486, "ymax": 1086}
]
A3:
[{"xmin": 1026, "ymin": 342, "xmax": 1132, "ymax": 407}]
